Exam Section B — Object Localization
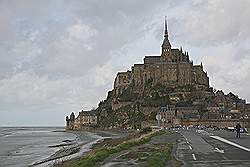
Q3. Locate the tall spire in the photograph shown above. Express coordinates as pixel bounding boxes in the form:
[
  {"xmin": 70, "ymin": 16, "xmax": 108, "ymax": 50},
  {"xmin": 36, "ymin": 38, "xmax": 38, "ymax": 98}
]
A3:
[
  {"xmin": 161, "ymin": 16, "xmax": 172, "ymax": 61},
  {"xmin": 164, "ymin": 16, "xmax": 168, "ymax": 38},
  {"xmin": 162, "ymin": 16, "xmax": 171, "ymax": 47}
]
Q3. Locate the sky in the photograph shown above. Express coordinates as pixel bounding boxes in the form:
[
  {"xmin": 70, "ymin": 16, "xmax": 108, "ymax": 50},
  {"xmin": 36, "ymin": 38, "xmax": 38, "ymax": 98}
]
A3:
[{"xmin": 0, "ymin": 0, "xmax": 250, "ymax": 126}]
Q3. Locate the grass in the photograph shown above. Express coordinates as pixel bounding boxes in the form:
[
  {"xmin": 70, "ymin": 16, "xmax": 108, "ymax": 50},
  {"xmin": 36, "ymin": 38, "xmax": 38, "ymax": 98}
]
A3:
[
  {"xmin": 73, "ymin": 130, "xmax": 166, "ymax": 167},
  {"xmin": 145, "ymin": 144, "xmax": 172, "ymax": 167}
]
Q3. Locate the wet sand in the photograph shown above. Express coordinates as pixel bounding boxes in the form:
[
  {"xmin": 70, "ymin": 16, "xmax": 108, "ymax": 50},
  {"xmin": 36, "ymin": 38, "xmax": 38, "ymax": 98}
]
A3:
[
  {"xmin": 0, "ymin": 127, "xmax": 102, "ymax": 167},
  {"xmin": 51, "ymin": 129, "xmax": 134, "ymax": 167}
]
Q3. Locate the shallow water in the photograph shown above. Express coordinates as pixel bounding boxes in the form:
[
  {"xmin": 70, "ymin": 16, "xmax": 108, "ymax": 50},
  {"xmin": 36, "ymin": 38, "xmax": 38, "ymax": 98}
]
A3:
[{"xmin": 0, "ymin": 127, "xmax": 101, "ymax": 167}]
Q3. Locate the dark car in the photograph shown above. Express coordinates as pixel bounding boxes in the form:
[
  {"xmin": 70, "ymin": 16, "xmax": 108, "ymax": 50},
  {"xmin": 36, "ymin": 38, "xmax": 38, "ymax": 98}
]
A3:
[{"xmin": 240, "ymin": 128, "xmax": 248, "ymax": 133}]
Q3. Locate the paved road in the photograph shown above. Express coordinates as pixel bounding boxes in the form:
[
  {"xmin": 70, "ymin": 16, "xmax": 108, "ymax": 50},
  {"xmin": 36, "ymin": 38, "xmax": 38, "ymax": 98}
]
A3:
[{"xmin": 173, "ymin": 128, "xmax": 250, "ymax": 167}]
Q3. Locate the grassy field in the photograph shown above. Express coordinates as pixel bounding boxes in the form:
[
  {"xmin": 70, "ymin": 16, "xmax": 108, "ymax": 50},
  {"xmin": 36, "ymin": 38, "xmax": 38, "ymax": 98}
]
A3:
[
  {"xmin": 74, "ymin": 130, "xmax": 165, "ymax": 167},
  {"xmin": 55, "ymin": 130, "xmax": 177, "ymax": 167}
]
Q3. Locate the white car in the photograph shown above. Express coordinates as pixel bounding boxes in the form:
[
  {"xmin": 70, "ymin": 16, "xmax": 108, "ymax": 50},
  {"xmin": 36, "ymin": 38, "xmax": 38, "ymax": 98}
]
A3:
[{"xmin": 227, "ymin": 127, "xmax": 235, "ymax": 131}]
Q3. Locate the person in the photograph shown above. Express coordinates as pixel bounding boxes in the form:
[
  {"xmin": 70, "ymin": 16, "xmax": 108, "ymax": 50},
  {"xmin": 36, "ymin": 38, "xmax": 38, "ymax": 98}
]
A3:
[{"xmin": 235, "ymin": 123, "xmax": 241, "ymax": 138}]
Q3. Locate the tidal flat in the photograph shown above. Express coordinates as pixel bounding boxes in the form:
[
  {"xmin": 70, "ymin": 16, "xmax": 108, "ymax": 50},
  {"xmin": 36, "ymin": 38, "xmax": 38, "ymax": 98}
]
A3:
[{"xmin": 0, "ymin": 127, "xmax": 109, "ymax": 167}]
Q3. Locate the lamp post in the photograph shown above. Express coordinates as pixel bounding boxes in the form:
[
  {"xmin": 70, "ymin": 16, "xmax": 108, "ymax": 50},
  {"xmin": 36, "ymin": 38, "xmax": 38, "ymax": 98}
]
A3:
[{"xmin": 156, "ymin": 114, "xmax": 162, "ymax": 127}]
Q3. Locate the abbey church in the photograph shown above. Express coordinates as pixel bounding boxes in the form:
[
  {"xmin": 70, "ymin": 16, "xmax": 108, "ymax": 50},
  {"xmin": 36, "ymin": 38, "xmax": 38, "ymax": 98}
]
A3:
[{"xmin": 114, "ymin": 19, "xmax": 209, "ymax": 96}]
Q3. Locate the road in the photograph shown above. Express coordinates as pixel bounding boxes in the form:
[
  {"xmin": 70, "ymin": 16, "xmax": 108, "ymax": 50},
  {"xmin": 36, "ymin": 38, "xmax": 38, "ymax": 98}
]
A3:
[{"xmin": 173, "ymin": 128, "xmax": 250, "ymax": 167}]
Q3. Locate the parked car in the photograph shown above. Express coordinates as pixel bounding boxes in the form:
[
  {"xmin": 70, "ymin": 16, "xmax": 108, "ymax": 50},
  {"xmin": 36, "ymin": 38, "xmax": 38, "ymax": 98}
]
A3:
[
  {"xmin": 227, "ymin": 127, "xmax": 235, "ymax": 131},
  {"xmin": 197, "ymin": 125, "xmax": 205, "ymax": 130},
  {"xmin": 212, "ymin": 126, "xmax": 220, "ymax": 131},
  {"xmin": 240, "ymin": 128, "xmax": 248, "ymax": 133}
]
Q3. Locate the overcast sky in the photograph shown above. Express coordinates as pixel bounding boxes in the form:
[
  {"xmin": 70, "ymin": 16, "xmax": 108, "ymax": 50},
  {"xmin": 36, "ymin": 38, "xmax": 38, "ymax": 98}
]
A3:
[{"xmin": 1, "ymin": 0, "xmax": 250, "ymax": 126}]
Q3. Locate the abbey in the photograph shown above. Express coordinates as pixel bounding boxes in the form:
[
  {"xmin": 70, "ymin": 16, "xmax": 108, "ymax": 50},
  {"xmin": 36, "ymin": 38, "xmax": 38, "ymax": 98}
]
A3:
[
  {"xmin": 66, "ymin": 19, "xmax": 250, "ymax": 130},
  {"xmin": 114, "ymin": 19, "xmax": 209, "ymax": 96}
]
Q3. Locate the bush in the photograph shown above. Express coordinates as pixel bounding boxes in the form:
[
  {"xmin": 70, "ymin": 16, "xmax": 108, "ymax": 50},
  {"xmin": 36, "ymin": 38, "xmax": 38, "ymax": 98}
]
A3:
[{"xmin": 140, "ymin": 127, "xmax": 152, "ymax": 134}]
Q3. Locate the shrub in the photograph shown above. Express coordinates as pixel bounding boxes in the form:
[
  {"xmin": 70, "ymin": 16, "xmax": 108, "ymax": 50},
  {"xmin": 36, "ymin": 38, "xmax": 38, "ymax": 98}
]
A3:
[{"xmin": 140, "ymin": 127, "xmax": 152, "ymax": 134}]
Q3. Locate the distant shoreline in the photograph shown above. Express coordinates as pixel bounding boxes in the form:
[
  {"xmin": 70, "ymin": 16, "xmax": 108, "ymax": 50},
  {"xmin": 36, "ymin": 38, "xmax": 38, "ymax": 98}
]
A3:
[
  {"xmin": 53, "ymin": 129, "xmax": 137, "ymax": 167},
  {"xmin": 41, "ymin": 129, "xmax": 134, "ymax": 166},
  {"xmin": 0, "ymin": 126, "xmax": 65, "ymax": 128}
]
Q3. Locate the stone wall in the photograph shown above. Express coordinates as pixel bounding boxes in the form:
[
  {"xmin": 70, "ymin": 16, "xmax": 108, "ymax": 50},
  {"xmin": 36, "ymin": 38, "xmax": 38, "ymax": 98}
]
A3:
[
  {"xmin": 181, "ymin": 119, "xmax": 250, "ymax": 128},
  {"xmin": 113, "ymin": 47, "xmax": 210, "ymax": 97}
]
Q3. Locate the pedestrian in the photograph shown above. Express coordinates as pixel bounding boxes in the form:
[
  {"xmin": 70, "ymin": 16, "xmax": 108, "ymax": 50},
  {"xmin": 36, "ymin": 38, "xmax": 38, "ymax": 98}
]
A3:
[{"xmin": 235, "ymin": 122, "xmax": 241, "ymax": 138}]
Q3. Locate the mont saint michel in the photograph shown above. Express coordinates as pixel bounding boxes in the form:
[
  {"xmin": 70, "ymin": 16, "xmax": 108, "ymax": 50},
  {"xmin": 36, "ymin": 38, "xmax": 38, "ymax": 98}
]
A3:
[
  {"xmin": 1, "ymin": 1, "xmax": 250, "ymax": 167},
  {"xmin": 66, "ymin": 19, "xmax": 250, "ymax": 130}
]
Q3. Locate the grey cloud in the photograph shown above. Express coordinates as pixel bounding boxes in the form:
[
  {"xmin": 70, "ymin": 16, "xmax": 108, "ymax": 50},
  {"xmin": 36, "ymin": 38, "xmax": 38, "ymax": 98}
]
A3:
[
  {"xmin": 0, "ymin": 0, "xmax": 169, "ymax": 78},
  {"xmin": 0, "ymin": 0, "xmax": 170, "ymax": 126},
  {"xmin": 172, "ymin": 0, "xmax": 250, "ymax": 46},
  {"xmin": 0, "ymin": 0, "xmax": 249, "ymax": 126}
]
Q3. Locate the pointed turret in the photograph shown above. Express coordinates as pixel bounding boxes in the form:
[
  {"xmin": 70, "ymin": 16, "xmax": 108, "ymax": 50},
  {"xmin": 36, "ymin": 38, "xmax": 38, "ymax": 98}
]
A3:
[
  {"xmin": 161, "ymin": 17, "xmax": 172, "ymax": 61},
  {"xmin": 70, "ymin": 112, "xmax": 75, "ymax": 120}
]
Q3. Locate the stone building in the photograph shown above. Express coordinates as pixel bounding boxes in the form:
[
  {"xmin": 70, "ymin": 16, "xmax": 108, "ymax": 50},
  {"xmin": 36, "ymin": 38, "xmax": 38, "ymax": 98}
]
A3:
[
  {"xmin": 245, "ymin": 104, "xmax": 250, "ymax": 117},
  {"xmin": 66, "ymin": 110, "xmax": 97, "ymax": 130},
  {"xmin": 213, "ymin": 90, "xmax": 246, "ymax": 113},
  {"xmin": 66, "ymin": 112, "xmax": 75, "ymax": 130},
  {"xmin": 113, "ymin": 19, "xmax": 209, "ymax": 98},
  {"xmin": 158, "ymin": 105, "xmax": 176, "ymax": 126}
]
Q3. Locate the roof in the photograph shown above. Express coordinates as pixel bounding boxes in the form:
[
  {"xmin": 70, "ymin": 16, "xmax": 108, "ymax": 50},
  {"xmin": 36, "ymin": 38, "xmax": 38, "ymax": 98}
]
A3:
[
  {"xmin": 117, "ymin": 71, "xmax": 131, "ymax": 75},
  {"xmin": 144, "ymin": 56, "xmax": 161, "ymax": 64},
  {"xmin": 176, "ymin": 106, "xmax": 199, "ymax": 110},
  {"xmin": 134, "ymin": 64, "xmax": 144, "ymax": 67},
  {"xmin": 193, "ymin": 65, "xmax": 202, "ymax": 69},
  {"xmin": 171, "ymin": 49, "xmax": 181, "ymax": 56},
  {"xmin": 80, "ymin": 110, "xmax": 97, "ymax": 116}
]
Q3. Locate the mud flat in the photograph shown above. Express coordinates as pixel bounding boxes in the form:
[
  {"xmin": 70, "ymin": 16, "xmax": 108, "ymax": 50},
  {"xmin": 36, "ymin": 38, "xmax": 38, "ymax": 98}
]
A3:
[{"xmin": 33, "ymin": 129, "xmax": 132, "ymax": 167}]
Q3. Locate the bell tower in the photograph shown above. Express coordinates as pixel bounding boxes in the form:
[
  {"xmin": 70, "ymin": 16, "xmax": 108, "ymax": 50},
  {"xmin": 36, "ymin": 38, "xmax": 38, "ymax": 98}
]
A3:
[{"xmin": 161, "ymin": 17, "xmax": 172, "ymax": 62}]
